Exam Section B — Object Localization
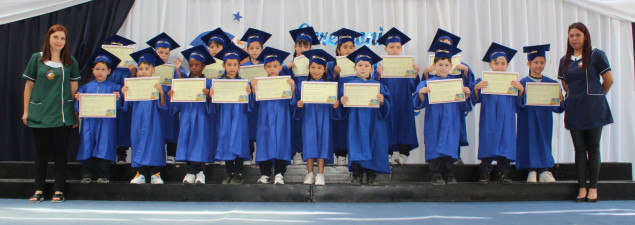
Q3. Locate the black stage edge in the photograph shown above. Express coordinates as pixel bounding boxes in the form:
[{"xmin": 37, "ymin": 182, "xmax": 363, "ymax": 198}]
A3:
[{"xmin": 0, "ymin": 162, "xmax": 633, "ymax": 202}]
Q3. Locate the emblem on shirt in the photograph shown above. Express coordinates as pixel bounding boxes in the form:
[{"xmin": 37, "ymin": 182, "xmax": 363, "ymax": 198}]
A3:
[
  {"xmin": 578, "ymin": 61, "xmax": 583, "ymax": 68},
  {"xmin": 46, "ymin": 70, "xmax": 55, "ymax": 80}
]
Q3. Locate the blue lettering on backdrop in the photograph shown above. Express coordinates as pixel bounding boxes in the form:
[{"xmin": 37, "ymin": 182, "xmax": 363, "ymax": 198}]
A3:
[{"xmin": 298, "ymin": 23, "xmax": 384, "ymax": 46}]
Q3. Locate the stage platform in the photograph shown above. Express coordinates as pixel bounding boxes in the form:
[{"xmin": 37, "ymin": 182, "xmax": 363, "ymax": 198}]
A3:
[{"xmin": 1, "ymin": 162, "xmax": 633, "ymax": 202}]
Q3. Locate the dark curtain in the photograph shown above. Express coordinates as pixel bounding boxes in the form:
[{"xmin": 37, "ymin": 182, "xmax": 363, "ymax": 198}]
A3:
[{"xmin": 0, "ymin": 0, "xmax": 135, "ymax": 161}]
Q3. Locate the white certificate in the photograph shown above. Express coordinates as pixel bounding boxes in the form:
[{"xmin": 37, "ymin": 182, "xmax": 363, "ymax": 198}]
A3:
[
  {"xmin": 211, "ymin": 79, "xmax": 250, "ymax": 104},
  {"xmin": 102, "ymin": 45, "xmax": 135, "ymax": 68},
  {"xmin": 124, "ymin": 77, "xmax": 160, "ymax": 101},
  {"xmin": 170, "ymin": 78, "xmax": 207, "ymax": 102},
  {"xmin": 343, "ymin": 83, "xmax": 380, "ymax": 108},
  {"xmin": 428, "ymin": 55, "xmax": 462, "ymax": 75},
  {"xmin": 301, "ymin": 81, "xmax": 338, "ymax": 104},
  {"xmin": 153, "ymin": 64, "xmax": 174, "ymax": 86},
  {"xmin": 525, "ymin": 83, "xmax": 562, "ymax": 106},
  {"xmin": 255, "ymin": 76, "xmax": 293, "ymax": 101},
  {"xmin": 481, "ymin": 71, "xmax": 519, "ymax": 95},
  {"xmin": 426, "ymin": 79, "xmax": 466, "ymax": 104},
  {"xmin": 203, "ymin": 58, "xmax": 225, "ymax": 79},
  {"xmin": 381, "ymin": 56, "xmax": 415, "ymax": 78},
  {"xmin": 292, "ymin": 55, "xmax": 310, "ymax": 76},
  {"xmin": 79, "ymin": 94, "xmax": 117, "ymax": 118},
  {"xmin": 336, "ymin": 56, "xmax": 356, "ymax": 77},
  {"xmin": 239, "ymin": 64, "xmax": 268, "ymax": 81}
]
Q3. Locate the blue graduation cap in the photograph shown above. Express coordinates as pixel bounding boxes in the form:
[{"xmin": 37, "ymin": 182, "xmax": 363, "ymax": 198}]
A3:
[
  {"xmin": 331, "ymin": 28, "xmax": 362, "ymax": 44},
  {"xmin": 200, "ymin": 28, "xmax": 234, "ymax": 47},
  {"xmin": 346, "ymin": 45, "xmax": 382, "ymax": 65},
  {"xmin": 87, "ymin": 47, "xmax": 121, "ymax": 69},
  {"xmin": 377, "ymin": 27, "xmax": 411, "ymax": 46},
  {"xmin": 429, "ymin": 28, "xmax": 461, "ymax": 51},
  {"xmin": 429, "ymin": 42, "xmax": 462, "ymax": 59},
  {"xmin": 181, "ymin": 45, "xmax": 215, "ymax": 65},
  {"xmin": 482, "ymin": 42, "xmax": 517, "ymax": 63},
  {"xmin": 289, "ymin": 26, "xmax": 319, "ymax": 45},
  {"xmin": 241, "ymin": 28, "xmax": 272, "ymax": 46},
  {"xmin": 130, "ymin": 47, "xmax": 165, "ymax": 67},
  {"xmin": 102, "ymin": 35, "xmax": 135, "ymax": 46},
  {"xmin": 302, "ymin": 49, "xmax": 335, "ymax": 67},
  {"xmin": 146, "ymin": 32, "xmax": 180, "ymax": 50},
  {"xmin": 215, "ymin": 43, "xmax": 249, "ymax": 62},
  {"xmin": 256, "ymin": 47, "xmax": 290, "ymax": 64},
  {"xmin": 523, "ymin": 44, "xmax": 550, "ymax": 61},
  {"xmin": 190, "ymin": 30, "xmax": 235, "ymax": 47}
]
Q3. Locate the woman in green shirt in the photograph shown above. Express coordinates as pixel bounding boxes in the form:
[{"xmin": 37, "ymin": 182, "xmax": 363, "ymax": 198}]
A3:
[{"xmin": 23, "ymin": 24, "xmax": 81, "ymax": 203}]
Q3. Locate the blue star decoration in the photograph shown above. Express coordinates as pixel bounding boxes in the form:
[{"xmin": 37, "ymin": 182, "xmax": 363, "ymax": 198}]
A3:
[{"xmin": 233, "ymin": 11, "xmax": 242, "ymax": 22}]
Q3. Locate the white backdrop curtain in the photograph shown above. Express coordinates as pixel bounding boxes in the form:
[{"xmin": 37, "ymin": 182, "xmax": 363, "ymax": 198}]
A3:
[{"xmin": 116, "ymin": 0, "xmax": 635, "ymax": 177}]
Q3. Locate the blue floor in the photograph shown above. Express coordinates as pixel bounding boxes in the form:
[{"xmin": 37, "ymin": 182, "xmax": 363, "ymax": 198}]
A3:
[{"xmin": 1, "ymin": 199, "xmax": 634, "ymax": 225}]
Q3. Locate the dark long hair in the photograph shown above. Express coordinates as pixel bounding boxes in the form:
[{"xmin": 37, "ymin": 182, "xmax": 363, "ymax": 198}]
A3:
[
  {"xmin": 559, "ymin": 22, "xmax": 592, "ymax": 75},
  {"xmin": 40, "ymin": 24, "xmax": 73, "ymax": 66}
]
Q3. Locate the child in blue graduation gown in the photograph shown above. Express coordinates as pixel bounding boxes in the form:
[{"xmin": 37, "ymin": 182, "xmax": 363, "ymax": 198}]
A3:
[
  {"xmin": 167, "ymin": 45, "xmax": 217, "ymax": 184},
  {"xmin": 413, "ymin": 42, "xmax": 473, "ymax": 186},
  {"xmin": 340, "ymin": 46, "xmax": 392, "ymax": 186},
  {"xmin": 517, "ymin": 44, "xmax": 565, "ymax": 183},
  {"xmin": 101, "ymin": 35, "xmax": 136, "ymax": 163},
  {"xmin": 423, "ymin": 29, "xmax": 476, "ymax": 164},
  {"xmin": 375, "ymin": 27, "xmax": 420, "ymax": 165},
  {"xmin": 294, "ymin": 49, "xmax": 340, "ymax": 186},
  {"xmin": 241, "ymin": 28, "xmax": 272, "ymax": 164},
  {"xmin": 74, "ymin": 48, "xmax": 123, "ymax": 183},
  {"xmin": 328, "ymin": 28, "xmax": 363, "ymax": 165},
  {"xmin": 283, "ymin": 27, "xmax": 320, "ymax": 165},
  {"xmin": 473, "ymin": 43, "xmax": 525, "ymax": 184},
  {"xmin": 122, "ymin": 48, "xmax": 168, "ymax": 184},
  {"xmin": 209, "ymin": 44, "xmax": 254, "ymax": 185},
  {"xmin": 251, "ymin": 47, "xmax": 296, "ymax": 185},
  {"xmin": 146, "ymin": 33, "xmax": 186, "ymax": 164}
]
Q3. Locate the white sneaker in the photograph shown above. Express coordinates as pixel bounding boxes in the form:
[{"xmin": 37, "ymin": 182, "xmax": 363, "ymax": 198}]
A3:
[
  {"xmin": 274, "ymin": 173, "xmax": 285, "ymax": 184},
  {"xmin": 183, "ymin": 174, "xmax": 195, "ymax": 184},
  {"xmin": 393, "ymin": 154, "xmax": 408, "ymax": 165},
  {"xmin": 257, "ymin": 175, "xmax": 270, "ymax": 184},
  {"xmin": 337, "ymin": 156, "xmax": 347, "ymax": 165},
  {"xmin": 195, "ymin": 171, "xmax": 206, "ymax": 184},
  {"xmin": 315, "ymin": 174, "xmax": 326, "ymax": 186},
  {"xmin": 539, "ymin": 171, "xmax": 556, "ymax": 183},
  {"xmin": 389, "ymin": 155, "xmax": 396, "ymax": 165},
  {"xmin": 151, "ymin": 173, "xmax": 164, "ymax": 184},
  {"xmin": 166, "ymin": 156, "xmax": 176, "ymax": 164},
  {"xmin": 293, "ymin": 153, "xmax": 304, "ymax": 165},
  {"xmin": 220, "ymin": 161, "xmax": 226, "ymax": 165},
  {"xmin": 527, "ymin": 171, "xmax": 538, "ymax": 183},
  {"xmin": 130, "ymin": 172, "xmax": 145, "ymax": 184},
  {"xmin": 244, "ymin": 160, "xmax": 252, "ymax": 165},
  {"xmin": 303, "ymin": 173, "xmax": 314, "ymax": 185}
]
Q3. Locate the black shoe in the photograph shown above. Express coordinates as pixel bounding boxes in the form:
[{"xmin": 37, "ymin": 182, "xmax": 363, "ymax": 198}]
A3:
[
  {"xmin": 576, "ymin": 197, "xmax": 586, "ymax": 202},
  {"xmin": 366, "ymin": 177, "xmax": 379, "ymax": 186},
  {"xmin": 586, "ymin": 197, "xmax": 598, "ymax": 203},
  {"xmin": 498, "ymin": 174, "xmax": 512, "ymax": 184},
  {"xmin": 431, "ymin": 175, "xmax": 446, "ymax": 186},
  {"xmin": 230, "ymin": 173, "xmax": 244, "ymax": 184},
  {"xmin": 351, "ymin": 176, "xmax": 363, "ymax": 186},
  {"xmin": 222, "ymin": 173, "xmax": 234, "ymax": 184},
  {"xmin": 478, "ymin": 172, "xmax": 490, "ymax": 184},
  {"xmin": 446, "ymin": 176, "xmax": 458, "ymax": 185},
  {"xmin": 29, "ymin": 193, "xmax": 43, "ymax": 203},
  {"xmin": 51, "ymin": 193, "xmax": 65, "ymax": 203}
]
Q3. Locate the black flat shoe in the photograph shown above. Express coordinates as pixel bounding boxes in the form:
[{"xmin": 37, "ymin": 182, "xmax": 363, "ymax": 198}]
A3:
[
  {"xmin": 575, "ymin": 197, "xmax": 586, "ymax": 202},
  {"xmin": 586, "ymin": 197, "xmax": 598, "ymax": 203},
  {"xmin": 51, "ymin": 193, "xmax": 65, "ymax": 203},
  {"xmin": 29, "ymin": 193, "xmax": 43, "ymax": 203}
]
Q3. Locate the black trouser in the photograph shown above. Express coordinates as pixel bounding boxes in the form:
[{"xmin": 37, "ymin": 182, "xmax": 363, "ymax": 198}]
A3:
[
  {"xmin": 351, "ymin": 163, "xmax": 376, "ymax": 179},
  {"xmin": 225, "ymin": 158, "xmax": 244, "ymax": 174},
  {"xmin": 335, "ymin": 149, "xmax": 347, "ymax": 157},
  {"xmin": 166, "ymin": 142, "xmax": 177, "ymax": 157},
  {"xmin": 32, "ymin": 126, "xmax": 71, "ymax": 193},
  {"xmin": 429, "ymin": 156, "xmax": 454, "ymax": 177},
  {"xmin": 571, "ymin": 127, "xmax": 603, "ymax": 189},
  {"xmin": 457, "ymin": 147, "xmax": 462, "ymax": 160},
  {"xmin": 479, "ymin": 156, "xmax": 511, "ymax": 175},
  {"xmin": 389, "ymin": 144, "xmax": 412, "ymax": 156},
  {"xmin": 529, "ymin": 168, "xmax": 548, "ymax": 173},
  {"xmin": 259, "ymin": 159, "xmax": 287, "ymax": 177},
  {"xmin": 81, "ymin": 157, "xmax": 111, "ymax": 179},
  {"xmin": 186, "ymin": 161, "xmax": 206, "ymax": 174},
  {"xmin": 249, "ymin": 141, "xmax": 256, "ymax": 156},
  {"xmin": 136, "ymin": 166, "xmax": 161, "ymax": 178},
  {"xmin": 117, "ymin": 147, "xmax": 128, "ymax": 161}
]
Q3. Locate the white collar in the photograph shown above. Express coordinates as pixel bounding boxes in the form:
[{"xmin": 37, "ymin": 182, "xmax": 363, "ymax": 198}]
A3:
[
  {"xmin": 571, "ymin": 55, "xmax": 582, "ymax": 61},
  {"xmin": 40, "ymin": 52, "xmax": 63, "ymax": 68}
]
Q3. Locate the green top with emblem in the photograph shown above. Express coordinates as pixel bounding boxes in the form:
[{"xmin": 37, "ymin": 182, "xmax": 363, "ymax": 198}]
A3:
[{"xmin": 22, "ymin": 52, "xmax": 81, "ymax": 128}]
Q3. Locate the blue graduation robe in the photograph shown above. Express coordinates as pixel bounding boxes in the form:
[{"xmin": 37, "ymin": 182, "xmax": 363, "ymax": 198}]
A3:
[
  {"xmin": 107, "ymin": 68, "xmax": 132, "ymax": 147},
  {"xmin": 74, "ymin": 80, "xmax": 122, "ymax": 162},
  {"xmin": 255, "ymin": 76, "xmax": 297, "ymax": 162},
  {"xmin": 412, "ymin": 76, "xmax": 472, "ymax": 161},
  {"xmin": 293, "ymin": 79, "xmax": 340, "ymax": 163},
  {"xmin": 122, "ymin": 91, "xmax": 167, "ymax": 168},
  {"xmin": 160, "ymin": 65, "xmax": 187, "ymax": 144},
  {"xmin": 169, "ymin": 76, "xmax": 216, "ymax": 163},
  {"xmin": 211, "ymin": 74, "xmax": 254, "ymax": 161},
  {"xmin": 341, "ymin": 77, "xmax": 392, "ymax": 173},
  {"xmin": 327, "ymin": 61, "xmax": 359, "ymax": 151},
  {"xmin": 282, "ymin": 61, "xmax": 303, "ymax": 154},
  {"xmin": 516, "ymin": 75, "xmax": 564, "ymax": 169},
  {"xmin": 473, "ymin": 76, "xmax": 522, "ymax": 161}
]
